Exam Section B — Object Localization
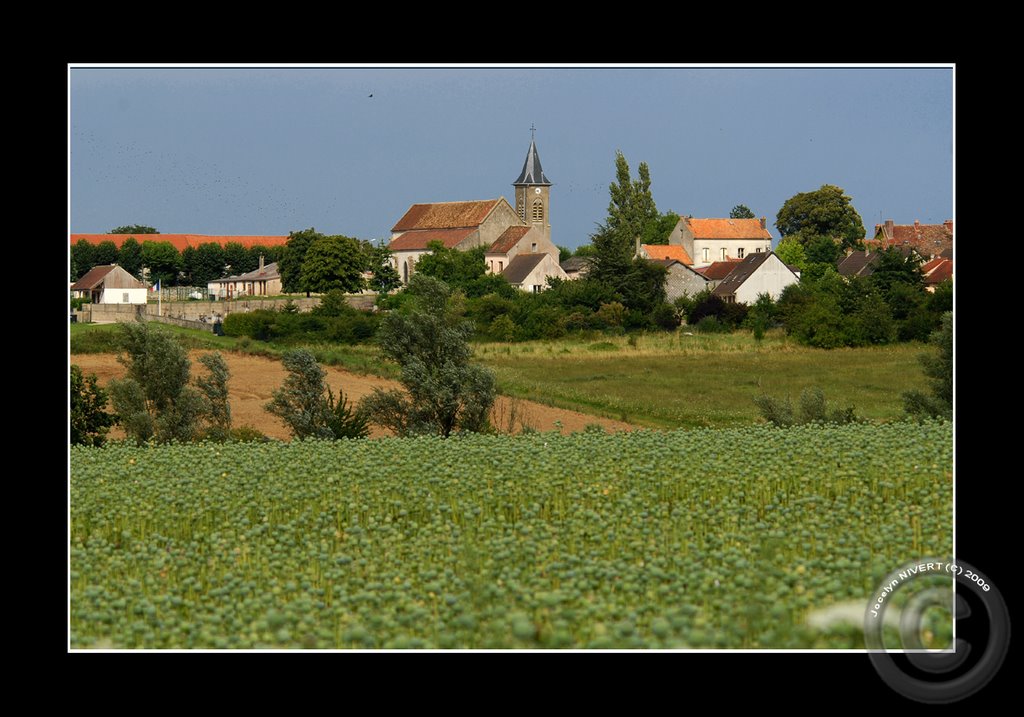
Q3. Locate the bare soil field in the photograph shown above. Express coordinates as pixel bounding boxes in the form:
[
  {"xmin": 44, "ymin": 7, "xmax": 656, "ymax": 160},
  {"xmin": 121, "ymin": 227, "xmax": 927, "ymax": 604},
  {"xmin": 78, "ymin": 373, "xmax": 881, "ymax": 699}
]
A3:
[{"xmin": 72, "ymin": 351, "xmax": 637, "ymax": 440}]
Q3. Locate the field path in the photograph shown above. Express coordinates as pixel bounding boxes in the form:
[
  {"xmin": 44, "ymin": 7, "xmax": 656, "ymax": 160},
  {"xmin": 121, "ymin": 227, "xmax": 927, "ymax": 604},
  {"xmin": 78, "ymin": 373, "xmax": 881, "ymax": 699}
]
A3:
[{"xmin": 72, "ymin": 351, "xmax": 637, "ymax": 440}]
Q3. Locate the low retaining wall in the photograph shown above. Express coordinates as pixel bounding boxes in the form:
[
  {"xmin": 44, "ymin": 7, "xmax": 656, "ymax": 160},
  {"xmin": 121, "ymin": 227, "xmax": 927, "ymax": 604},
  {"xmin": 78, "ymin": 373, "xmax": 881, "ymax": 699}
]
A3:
[{"xmin": 81, "ymin": 294, "xmax": 378, "ymax": 325}]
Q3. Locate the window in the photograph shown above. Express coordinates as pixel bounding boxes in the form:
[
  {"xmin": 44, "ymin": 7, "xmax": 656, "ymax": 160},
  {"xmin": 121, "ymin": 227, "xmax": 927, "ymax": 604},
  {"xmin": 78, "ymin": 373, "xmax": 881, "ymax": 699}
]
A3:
[
  {"xmin": 756, "ymin": 248, "xmax": 762, "ymax": 253},
  {"xmin": 738, "ymin": 248, "xmax": 744, "ymax": 258},
  {"xmin": 702, "ymin": 248, "xmax": 709, "ymax": 263},
  {"xmin": 403, "ymin": 261, "xmax": 408, "ymax": 283},
  {"xmin": 499, "ymin": 261, "xmax": 504, "ymax": 272},
  {"xmin": 122, "ymin": 292, "xmax": 129, "ymax": 303},
  {"xmin": 533, "ymin": 285, "xmax": 543, "ymax": 293},
  {"xmin": 489, "ymin": 260, "xmax": 494, "ymax": 273},
  {"xmin": 532, "ymin": 200, "xmax": 544, "ymax": 222},
  {"xmin": 721, "ymin": 248, "xmax": 727, "ymax": 260},
  {"xmin": 531, "ymin": 242, "xmax": 537, "ymax": 252}
]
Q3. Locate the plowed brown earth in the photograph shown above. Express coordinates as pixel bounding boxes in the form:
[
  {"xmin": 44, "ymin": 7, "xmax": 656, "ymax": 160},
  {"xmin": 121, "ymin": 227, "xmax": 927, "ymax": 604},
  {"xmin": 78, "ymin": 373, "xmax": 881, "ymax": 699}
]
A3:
[{"xmin": 72, "ymin": 352, "xmax": 637, "ymax": 440}]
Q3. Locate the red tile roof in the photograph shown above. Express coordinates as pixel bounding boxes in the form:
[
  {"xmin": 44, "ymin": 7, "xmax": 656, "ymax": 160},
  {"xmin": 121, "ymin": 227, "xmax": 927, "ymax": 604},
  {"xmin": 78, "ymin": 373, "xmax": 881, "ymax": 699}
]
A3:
[
  {"xmin": 873, "ymin": 220, "xmax": 952, "ymax": 258},
  {"xmin": 391, "ymin": 199, "xmax": 500, "ymax": 232},
  {"xmin": 640, "ymin": 244, "xmax": 693, "ymax": 265},
  {"xmin": 685, "ymin": 218, "xmax": 772, "ymax": 240},
  {"xmin": 697, "ymin": 260, "xmax": 743, "ymax": 280},
  {"xmin": 921, "ymin": 257, "xmax": 946, "ymax": 274},
  {"xmin": 389, "ymin": 227, "xmax": 476, "ymax": 252},
  {"xmin": 923, "ymin": 258, "xmax": 953, "ymax": 284},
  {"xmin": 488, "ymin": 225, "xmax": 531, "ymax": 254},
  {"xmin": 71, "ymin": 234, "xmax": 289, "ymax": 252}
]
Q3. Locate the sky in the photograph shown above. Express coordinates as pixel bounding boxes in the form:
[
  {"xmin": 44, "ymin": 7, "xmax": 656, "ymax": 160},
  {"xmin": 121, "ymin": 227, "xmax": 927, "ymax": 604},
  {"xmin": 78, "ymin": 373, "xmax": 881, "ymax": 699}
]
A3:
[{"xmin": 69, "ymin": 65, "xmax": 953, "ymax": 250}]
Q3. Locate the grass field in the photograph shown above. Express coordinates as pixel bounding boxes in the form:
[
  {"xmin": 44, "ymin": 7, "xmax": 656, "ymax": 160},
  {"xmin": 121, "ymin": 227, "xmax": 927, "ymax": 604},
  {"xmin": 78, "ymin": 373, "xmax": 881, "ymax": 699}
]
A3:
[
  {"xmin": 474, "ymin": 331, "xmax": 930, "ymax": 428},
  {"xmin": 70, "ymin": 324, "xmax": 929, "ymax": 428},
  {"xmin": 70, "ymin": 422, "xmax": 953, "ymax": 649}
]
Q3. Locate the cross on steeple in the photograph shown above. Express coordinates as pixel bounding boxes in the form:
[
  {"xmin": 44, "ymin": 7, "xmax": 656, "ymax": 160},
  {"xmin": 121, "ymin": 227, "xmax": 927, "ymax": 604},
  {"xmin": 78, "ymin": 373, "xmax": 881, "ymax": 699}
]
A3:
[{"xmin": 530, "ymin": 123, "xmax": 536, "ymax": 140}]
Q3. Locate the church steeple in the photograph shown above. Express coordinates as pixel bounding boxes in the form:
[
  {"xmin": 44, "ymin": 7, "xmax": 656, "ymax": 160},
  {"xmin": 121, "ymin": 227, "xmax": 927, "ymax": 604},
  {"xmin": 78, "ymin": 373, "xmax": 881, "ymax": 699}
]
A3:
[
  {"xmin": 513, "ymin": 134, "xmax": 552, "ymax": 187},
  {"xmin": 512, "ymin": 130, "xmax": 552, "ymax": 244}
]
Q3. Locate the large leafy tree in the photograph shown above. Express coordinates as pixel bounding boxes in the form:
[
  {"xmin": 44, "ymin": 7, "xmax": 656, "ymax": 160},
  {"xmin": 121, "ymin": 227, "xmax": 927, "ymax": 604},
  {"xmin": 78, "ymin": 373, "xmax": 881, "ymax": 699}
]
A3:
[
  {"xmin": 141, "ymin": 240, "xmax": 182, "ymax": 285},
  {"xmin": 299, "ymin": 235, "xmax": 366, "ymax": 294},
  {"xmin": 111, "ymin": 225, "xmax": 158, "ymax": 235},
  {"xmin": 188, "ymin": 243, "xmax": 227, "ymax": 285},
  {"xmin": 359, "ymin": 275, "xmax": 496, "ymax": 437},
  {"xmin": 71, "ymin": 240, "xmax": 95, "ymax": 280},
  {"xmin": 730, "ymin": 205, "xmax": 756, "ymax": 219},
  {"xmin": 118, "ymin": 237, "xmax": 143, "ymax": 277},
  {"xmin": 363, "ymin": 241, "xmax": 402, "ymax": 293},
  {"xmin": 223, "ymin": 242, "xmax": 254, "ymax": 275},
  {"xmin": 92, "ymin": 240, "xmax": 119, "ymax": 266},
  {"xmin": 775, "ymin": 184, "xmax": 865, "ymax": 251},
  {"xmin": 279, "ymin": 228, "xmax": 324, "ymax": 293}
]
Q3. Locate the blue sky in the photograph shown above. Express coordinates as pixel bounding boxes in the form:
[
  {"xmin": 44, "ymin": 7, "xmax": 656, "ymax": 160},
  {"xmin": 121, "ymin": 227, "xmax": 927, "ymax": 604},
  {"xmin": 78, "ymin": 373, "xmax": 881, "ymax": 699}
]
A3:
[{"xmin": 69, "ymin": 65, "xmax": 953, "ymax": 249}]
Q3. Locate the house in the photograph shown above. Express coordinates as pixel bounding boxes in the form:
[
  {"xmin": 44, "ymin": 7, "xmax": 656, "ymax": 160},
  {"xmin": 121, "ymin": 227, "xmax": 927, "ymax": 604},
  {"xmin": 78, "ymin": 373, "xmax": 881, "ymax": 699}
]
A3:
[
  {"xmin": 71, "ymin": 264, "xmax": 148, "ymax": 304},
  {"xmin": 560, "ymin": 256, "xmax": 590, "ymax": 280},
  {"xmin": 665, "ymin": 216, "xmax": 773, "ymax": 267},
  {"xmin": 921, "ymin": 257, "xmax": 953, "ymax": 292},
  {"xmin": 837, "ymin": 250, "xmax": 881, "ymax": 278},
  {"xmin": 871, "ymin": 219, "xmax": 952, "ymax": 259},
  {"xmin": 207, "ymin": 258, "xmax": 281, "ymax": 300},
  {"xmin": 501, "ymin": 253, "xmax": 567, "ymax": 292},
  {"xmin": 652, "ymin": 259, "xmax": 711, "ymax": 302},
  {"xmin": 712, "ymin": 252, "xmax": 800, "ymax": 304},
  {"xmin": 387, "ymin": 136, "xmax": 561, "ymax": 291},
  {"xmin": 637, "ymin": 243, "xmax": 693, "ymax": 265},
  {"xmin": 485, "ymin": 225, "xmax": 560, "ymax": 275},
  {"xmin": 693, "ymin": 259, "xmax": 743, "ymax": 290}
]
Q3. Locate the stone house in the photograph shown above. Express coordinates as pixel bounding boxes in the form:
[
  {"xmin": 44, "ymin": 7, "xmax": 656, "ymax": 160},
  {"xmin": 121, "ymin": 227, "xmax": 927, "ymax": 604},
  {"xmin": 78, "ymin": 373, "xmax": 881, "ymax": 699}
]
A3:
[
  {"xmin": 870, "ymin": 219, "xmax": 952, "ymax": 259},
  {"xmin": 651, "ymin": 259, "xmax": 711, "ymax": 302},
  {"xmin": 207, "ymin": 258, "xmax": 282, "ymax": 300},
  {"xmin": 501, "ymin": 253, "xmax": 567, "ymax": 293}
]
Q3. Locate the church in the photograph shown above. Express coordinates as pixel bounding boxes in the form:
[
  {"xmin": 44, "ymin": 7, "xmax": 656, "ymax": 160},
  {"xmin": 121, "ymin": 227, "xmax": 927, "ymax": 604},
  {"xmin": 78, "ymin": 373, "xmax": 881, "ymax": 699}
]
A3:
[{"xmin": 388, "ymin": 136, "xmax": 567, "ymax": 292}]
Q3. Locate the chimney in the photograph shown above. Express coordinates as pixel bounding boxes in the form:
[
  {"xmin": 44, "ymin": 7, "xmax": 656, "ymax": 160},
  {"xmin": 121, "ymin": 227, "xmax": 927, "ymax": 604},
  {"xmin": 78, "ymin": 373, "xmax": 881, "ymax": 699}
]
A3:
[
  {"xmin": 943, "ymin": 219, "xmax": 953, "ymax": 233},
  {"xmin": 914, "ymin": 219, "xmax": 920, "ymax": 229},
  {"xmin": 635, "ymin": 237, "xmax": 641, "ymax": 256},
  {"xmin": 885, "ymin": 219, "xmax": 894, "ymax": 240},
  {"xmin": 759, "ymin": 216, "xmax": 766, "ymax": 229},
  {"xmin": 259, "ymin": 254, "xmax": 265, "ymax": 274}
]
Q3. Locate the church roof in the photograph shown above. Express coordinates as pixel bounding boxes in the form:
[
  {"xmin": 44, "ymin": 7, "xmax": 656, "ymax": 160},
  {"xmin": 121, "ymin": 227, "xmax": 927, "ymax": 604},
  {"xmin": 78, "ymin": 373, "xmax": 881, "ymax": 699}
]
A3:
[
  {"xmin": 391, "ymin": 200, "xmax": 501, "ymax": 232},
  {"xmin": 488, "ymin": 225, "xmax": 532, "ymax": 254},
  {"xmin": 512, "ymin": 139, "xmax": 551, "ymax": 186},
  {"xmin": 502, "ymin": 253, "xmax": 548, "ymax": 284},
  {"xmin": 389, "ymin": 227, "xmax": 476, "ymax": 252}
]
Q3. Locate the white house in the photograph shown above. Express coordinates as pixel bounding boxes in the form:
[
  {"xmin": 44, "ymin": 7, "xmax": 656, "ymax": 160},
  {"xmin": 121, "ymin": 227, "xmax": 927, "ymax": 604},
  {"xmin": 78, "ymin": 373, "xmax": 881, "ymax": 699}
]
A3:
[
  {"xmin": 712, "ymin": 251, "xmax": 799, "ymax": 304},
  {"xmin": 501, "ymin": 253, "xmax": 567, "ymax": 292},
  {"xmin": 666, "ymin": 217, "xmax": 774, "ymax": 267},
  {"xmin": 71, "ymin": 264, "xmax": 148, "ymax": 304}
]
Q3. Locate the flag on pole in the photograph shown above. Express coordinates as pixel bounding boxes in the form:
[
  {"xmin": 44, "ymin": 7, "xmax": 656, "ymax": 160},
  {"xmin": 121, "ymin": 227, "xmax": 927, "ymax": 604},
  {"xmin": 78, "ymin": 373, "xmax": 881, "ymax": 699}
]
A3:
[{"xmin": 151, "ymin": 279, "xmax": 161, "ymax": 292}]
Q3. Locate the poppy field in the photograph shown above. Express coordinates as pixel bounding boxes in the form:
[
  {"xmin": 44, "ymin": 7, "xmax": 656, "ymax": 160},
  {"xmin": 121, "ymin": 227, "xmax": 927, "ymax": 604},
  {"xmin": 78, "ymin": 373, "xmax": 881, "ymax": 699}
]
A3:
[{"xmin": 70, "ymin": 421, "xmax": 952, "ymax": 649}]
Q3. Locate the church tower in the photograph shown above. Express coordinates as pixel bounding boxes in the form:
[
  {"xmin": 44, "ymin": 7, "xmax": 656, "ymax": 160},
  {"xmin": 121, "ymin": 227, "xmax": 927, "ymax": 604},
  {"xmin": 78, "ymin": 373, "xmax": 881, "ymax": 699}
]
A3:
[{"xmin": 512, "ymin": 131, "xmax": 552, "ymax": 246}]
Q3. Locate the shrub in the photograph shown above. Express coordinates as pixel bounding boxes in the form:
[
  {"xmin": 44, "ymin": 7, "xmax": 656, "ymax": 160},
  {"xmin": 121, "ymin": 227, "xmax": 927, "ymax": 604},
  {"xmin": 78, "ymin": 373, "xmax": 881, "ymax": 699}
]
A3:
[
  {"xmin": 108, "ymin": 321, "xmax": 213, "ymax": 444},
  {"xmin": 754, "ymin": 387, "xmax": 860, "ymax": 427},
  {"xmin": 652, "ymin": 303, "xmax": 681, "ymax": 331},
  {"xmin": 359, "ymin": 275, "xmax": 496, "ymax": 437},
  {"xmin": 265, "ymin": 348, "xmax": 369, "ymax": 440},
  {"xmin": 230, "ymin": 425, "xmax": 269, "ymax": 443},
  {"xmin": 903, "ymin": 312, "xmax": 952, "ymax": 421},
  {"xmin": 70, "ymin": 365, "xmax": 115, "ymax": 447}
]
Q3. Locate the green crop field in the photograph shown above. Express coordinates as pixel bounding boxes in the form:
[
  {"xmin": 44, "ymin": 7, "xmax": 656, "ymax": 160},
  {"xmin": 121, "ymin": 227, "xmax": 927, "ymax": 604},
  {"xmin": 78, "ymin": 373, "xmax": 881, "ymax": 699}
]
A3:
[{"xmin": 70, "ymin": 421, "xmax": 952, "ymax": 649}]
